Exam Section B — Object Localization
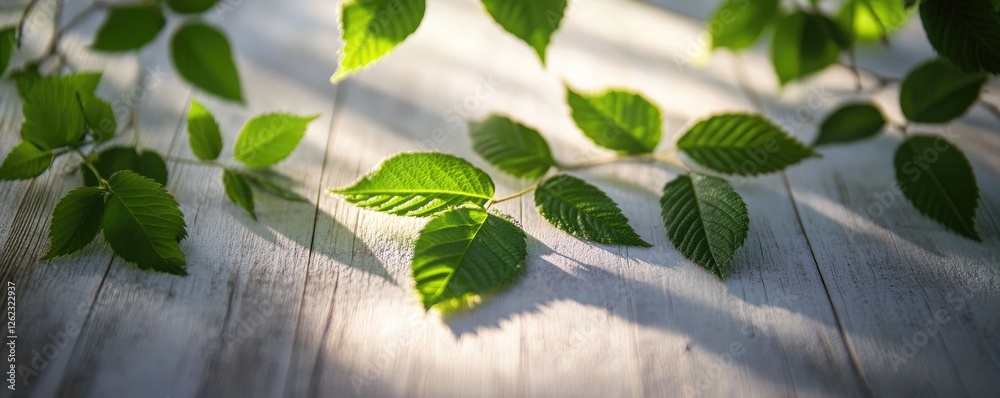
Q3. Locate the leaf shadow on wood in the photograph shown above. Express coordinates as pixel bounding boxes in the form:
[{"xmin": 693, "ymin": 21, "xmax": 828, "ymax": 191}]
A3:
[{"xmin": 229, "ymin": 184, "xmax": 395, "ymax": 285}]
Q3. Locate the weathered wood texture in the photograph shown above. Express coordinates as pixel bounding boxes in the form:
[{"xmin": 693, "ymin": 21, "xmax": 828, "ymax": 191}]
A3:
[{"xmin": 1, "ymin": 0, "xmax": 997, "ymax": 397}]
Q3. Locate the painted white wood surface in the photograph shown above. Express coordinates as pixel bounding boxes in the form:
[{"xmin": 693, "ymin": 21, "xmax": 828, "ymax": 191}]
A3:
[{"xmin": 0, "ymin": 0, "xmax": 997, "ymax": 397}]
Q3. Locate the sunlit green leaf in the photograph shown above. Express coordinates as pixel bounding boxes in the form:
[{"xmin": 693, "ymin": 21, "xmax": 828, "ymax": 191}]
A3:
[
  {"xmin": 678, "ymin": 114, "xmax": 818, "ymax": 176},
  {"xmin": 333, "ymin": 0, "xmax": 426, "ymax": 82},
  {"xmin": 20, "ymin": 78, "xmax": 86, "ymax": 150},
  {"xmin": 171, "ymin": 22, "xmax": 243, "ymax": 102},
  {"xmin": 0, "ymin": 141, "xmax": 54, "ymax": 180},
  {"xmin": 187, "ymin": 100, "xmax": 223, "ymax": 161},
  {"xmin": 470, "ymin": 115, "xmax": 554, "ymax": 179},
  {"xmin": 234, "ymin": 113, "xmax": 317, "ymax": 168},
  {"xmin": 709, "ymin": 0, "xmax": 779, "ymax": 50},
  {"xmin": 566, "ymin": 86, "xmax": 662, "ymax": 154},
  {"xmin": 412, "ymin": 206, "xmax": 526, "ymax": 310},
  {"xmin": 102, "ymin": 171, "xmax": 187, "ymax": 275},
  {"xmin": 661, "ymin": 173, "xmax": 749, "ymax": 278},
  {"xmin": 43, "ymin": 187, "xmax": 105, "ymax": 259},
  {"xmin": 895, "ymin": 135, "xmax": 981, "ymax": 241},
  {"xmin": 480, "ymin": 0, "xmax": 567, "ymax": 63},
  {"xmin": 330, "ymin": 152, "xmax": 495, "ymax": 217},
  {"xmin": 534, "ymin": 174, "xmax": 650, "ymax": 247},
  {"xmin": 837, "ymin": 0, "xmax": 913, "ymax": 43}
]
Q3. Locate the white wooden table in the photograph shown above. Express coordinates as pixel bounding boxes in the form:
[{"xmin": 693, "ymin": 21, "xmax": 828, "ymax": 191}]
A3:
[{"xmin": 1, "ymin": 0, "xmax": 998, "ymax": 397}]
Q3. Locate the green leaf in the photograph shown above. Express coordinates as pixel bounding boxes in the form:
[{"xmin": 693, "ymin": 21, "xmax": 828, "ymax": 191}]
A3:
[
  {"xmin": 837, "ymin": 0, "xmax": 913, "ymax": 43},
  {"xmin": 81, "ymin": 95, "xmax": 116, "ymax": 142},
  {"xmin": 660, "ymin": 174, "xmax": 749, "ymax": 278},
  {"xmin": 244, "ymin": 173, "xmax": 309, "ymax": 202},
  {"xmin": 566, "ymin": 87, "xmax": 662, "ymax": 154},
  {"xmin": 677, "ymin": 114, "xmax": 819, "ymax": 176},
  {"xmin": 92, "ymin": 6, "xmax": 166, "ymax": 52},
  {"xmin": 772, "ymin": 11, "xmax": 849, "ymax": 85},
  {"xmin": 0, "ymin": 27, "xmax": 15, "ymax": 76},
  {"xmin": 60, "ymin": 72, "xmax": 102, "ymax": 95},
  {"xmin": 480, "ymin": 0, "xmax": 567, "ymax": 63},
  {"xmin": 102, "ymin": 171, "xmax": 187, "ymax": 275},
  {"xmin": 534, "ymin": 174, "xmax": 650, "ymax": 247},
  {"xmin": 223, "ymin": 170, "xmax": 256, "ymax": 220},
  {"xmin": 171, "ymin": 22, "xmax": 243, "ymax": 102},
  {"xmin": 20, "ymin": 78, "xmax": 86, "ymax": 150},
  {"xmin": 332, "ymin": 0, "xmax": 426, "ymax": 82},
  {"xmin": 814, "ymin": 102, "xmax": 886, "ymax": 146},
  {"xmin": 900, "ymin": 59, "xmax": 987, "ymax": 124},
  {"xmin": 234, "ymin": 113, "xmax": 317, "ymax": 168},
  {"xmin": 167, "ymin": 0, "xmax": 221, "ymax": 14},
  {"xmin": 330, "ymin": 152, "xmax": 495, "ymax": 217},
  {"xmin": 83, "ymin": 147, "xmax": 168, "ymax": 187},
  {"xmin": 0, "ymin": 142, "xmax": 54, "ymax": 180},
  {"xmin": 895, "ymin": 135, "xmax": 981, "ymax": 241},
  {"xmin": 187, "ymin": 100, "xmax": 223, "ymax": 161},
  {"xmin": 412, "ymin": 206, "xmax": 527, "ymax": 310},
  {"xmin": 469, "ymin": 115, "xmax": 554, "ymax": 179},
  {"xmin": 709, "ymin": 0, "xmax": 780, "ymax": 50},
  {"xmin": 43, "ymin": 187, "xmax": 105, "ymax": 260},
  {"xmin": 919, "ymin": 0, "xmax": 1000, "ymax": 74}
]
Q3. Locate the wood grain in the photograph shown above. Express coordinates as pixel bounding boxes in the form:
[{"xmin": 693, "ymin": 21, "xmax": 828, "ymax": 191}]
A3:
[{"xmin": 0, "ymin": 0, "xmax": 997, "ymax": 397}]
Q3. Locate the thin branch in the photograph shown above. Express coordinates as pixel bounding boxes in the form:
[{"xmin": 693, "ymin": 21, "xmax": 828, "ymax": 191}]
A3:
[
  {"xmin": 557, "ymin": 156, "xmax": 624, "ymax": 171},
  {"xmin": 164, "ymin": 156, "xmax": 227, "ymax": 169},
  {"xmin": 487, "ymin": 182, "xmax": 540, "ymax": 207},
  {"xmin": 16, "ymin": 0, "xmax": 40, "ymax": 47}
]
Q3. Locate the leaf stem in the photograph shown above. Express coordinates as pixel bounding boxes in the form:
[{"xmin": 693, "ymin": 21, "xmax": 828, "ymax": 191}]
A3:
[
  {"xmin": 557, "ymin": 156, "xmax": 624, "ymax": 171},
  {"xmin": 75, "ymin": 149, "xmax": 106, "ymax": 187},
  {"xmin": 164, "ymin": 156, "xmax": 227, "ymax": 169},
  {"xmin": 487, "ymin": 182, "xmax": 541, "ymax": 208}
]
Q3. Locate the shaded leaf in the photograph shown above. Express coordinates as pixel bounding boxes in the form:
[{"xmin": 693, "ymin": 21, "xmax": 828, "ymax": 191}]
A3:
[
  {"xmin": 895, "ymin": 135, "xmax": 981, "ymax": 241},
  {"xmin": 92, "ymin": 6, "xmax": 166, "ymax": 52},
  {"xmin": 480, "ymin": 0, "xmax": 567, "ymax": 63},
  {"xmin": 709, "ymin": 0, "xmax": 780, "ymax": 50},
  {"xmin": 566, "ymin": 86, "xmax": 662, "ymax": 154},
  {"xmin": 330, "ymin": 152, "xmax": 495, "ymax": 217},
  {"xmin": 469, "ymin": 115, "xmax": 554, "ymax": 179},
  {"xmin": 102, "ymin": 171, "xmax": 187, "ymax": 275},
  {"xmin": 83, "ymin": 147, "xmax": 168, "ymax": 186},
  {"xmin": 660, "ymin": 174, "xmax": 749, "ymax": 278},
  {"xmin": 412, "ymin": 206, "xmax": 526, "ymax": 310},
  {"xmin": 814, "ymin": 102, "xmax": 886, "ymax": 146},
  {"xmin": 171, "ymin": 22, "xmax": 243, "ymax": 102},
  {"xmin": 772, "ymin": 11, "xmax": 849, "ymax": 85},
  {"xmin": 43, "ymin": 187, "xmax": 105, "ymax": 259},
  {"xmin": 677, "ymin": 113, "xmax": 818, "ymax": 176},
  {"xmin": 187, "ymin": 100, "xmax": 223, "ymax": 161},
  {"xmin": 919, "ymin": 0, "xmax": 1000, "ymax": 74},
  {"xmin": 0, "ymin": 27, "xmax": 15, "ymax": 76},
  {"xmin": 332, "ymin": 0, "xmax": 426, "ymax": 82},
  {"xmin": 244, "ymin": 173, "xmax": 309, "ymax": 202},
  {"xmin": 167, "ymin": 0, "xmax": 221, "ymax": 14},
  {"xmin": 234, "ymin": 113, "xmax": 317, "ymax": 168},
  {"xmin": 900, "ymin": 59, "xmax": 987, "ymax": 124},
  {"xmin": 81, "ymin": 94, "xmax": 116, "ymax": 142},
  {"xmin": 534, "ymin": 174, "xmax": 650, "ymax": 247},
  {"xmin": 0, "ymin": 141, "xmax": 54, "ymax": 180},
  {"xmin": 223, "ymin": 170, "xmax": 256, "ymax": 219}
]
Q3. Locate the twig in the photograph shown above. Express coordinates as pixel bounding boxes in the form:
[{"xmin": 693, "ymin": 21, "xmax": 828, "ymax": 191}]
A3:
[
  {"xmin": 487, "ymin": 182, "xmax": 540, "ymax": 207},
  {"xmin": 16, "ymin": 0, "xmax": 40, "ymax": 47}
]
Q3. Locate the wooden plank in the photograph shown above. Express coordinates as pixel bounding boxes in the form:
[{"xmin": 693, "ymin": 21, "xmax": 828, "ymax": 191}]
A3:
[
  {"xmin": 46, "ymin": 1, "xmax": 340, "ymax": 396},
  {"xmin": 288, "ymin": 0, "xmax": 866, "ymax": 396}
]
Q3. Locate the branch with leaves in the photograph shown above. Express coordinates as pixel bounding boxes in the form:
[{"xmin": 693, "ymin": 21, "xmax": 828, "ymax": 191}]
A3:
[
  {"xmin": 328, "ymin": 0, "xmax": 997, "ymax": 311},
  {"xmin": 0, "ymin": 0, "xmax": 317, "ymax": 274}
]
